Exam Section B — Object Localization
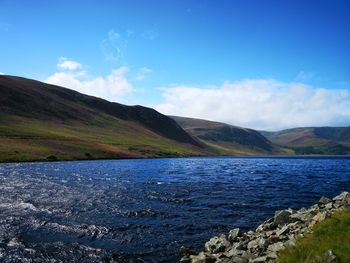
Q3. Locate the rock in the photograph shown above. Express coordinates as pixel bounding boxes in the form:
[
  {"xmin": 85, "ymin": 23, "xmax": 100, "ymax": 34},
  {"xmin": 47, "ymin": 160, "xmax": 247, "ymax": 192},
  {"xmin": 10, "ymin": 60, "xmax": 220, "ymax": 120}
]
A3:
[
  {"xmin": 324, "ymin": 250, "xmax": 336, "ymax": 262},
  {"xmin": 225, "ymin": 247, "xmax": 245, "ymax": 258},
  {"xmin": 250, "ymin": 256, "xmax": 267, "ymax": 262},
  {"xmin": 312, "ymin": 211, "xmax": 327, "ymax": 224},
  {"xmin": 325, "ymin": 202, "xmax": 333, "ymax": 209},
  {"xmin": 318, "ymin": 196, "xmax": 332, "ymax": 204},
  {"xmin": 266, "ymin": 251, "xmax": 278, "ymax": 259},
  {"xmin": 190, "ymin": 252, "xmax": 216, "ymax": 263},
  {"xmin": 283, "ymin": 238, "xmax": 295, "ymax": 247},
  {"xmin": 230, "ymin": 256, "xmax": 248, "ymax": 263},
  {"xmin": 204, "ymin": 235, "xmax": 230, "ymax": 253},
  {"xmin": 247, "ymin": 237, "xmax": 266, "ymax": 250},
  {"xmin": 180, "ymin": 246, "xmax": 193, "ymax": 257},
  {"xmin": 333, "ymin": 191, "xmax": 350, "ymax": 203},
  {"xmin": 228, "ymin": 228, "xmax": 242, "ymax": 242},
  {"xmin": 276, "ymin": 225, "xmax": 289, "ymax": 237},
  {"xmin": 274, "ymin": 210, "xmax": 292, "ymax": 226},
  {"xmin": 180, "ymin": 256, "xmax": 191, "ymax": 263},
  {"xmin": 267, "ymin": 241, "xmax": 285, "ymax": 253}
]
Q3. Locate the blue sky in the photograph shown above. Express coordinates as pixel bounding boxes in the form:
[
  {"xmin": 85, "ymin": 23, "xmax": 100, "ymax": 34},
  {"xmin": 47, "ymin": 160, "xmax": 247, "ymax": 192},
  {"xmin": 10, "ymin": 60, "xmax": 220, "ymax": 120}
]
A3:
[{"xmin": 1, "ymin": 0, "xmax": 350, "ymax": 130}]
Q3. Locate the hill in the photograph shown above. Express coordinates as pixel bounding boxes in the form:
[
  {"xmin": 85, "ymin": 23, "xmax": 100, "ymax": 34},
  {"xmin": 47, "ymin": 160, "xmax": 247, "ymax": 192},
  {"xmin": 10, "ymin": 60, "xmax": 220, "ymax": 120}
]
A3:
[
  {"xmin": 261, "ymin": 127, "xmax": 350, "ymax": 155},
  {"xmin": 170, "ymin": 116, "xmax": 284, "ymax": 155},
  {"xmin": 0, "ymin": 75, "xmax": 208, "ymax": 162}
]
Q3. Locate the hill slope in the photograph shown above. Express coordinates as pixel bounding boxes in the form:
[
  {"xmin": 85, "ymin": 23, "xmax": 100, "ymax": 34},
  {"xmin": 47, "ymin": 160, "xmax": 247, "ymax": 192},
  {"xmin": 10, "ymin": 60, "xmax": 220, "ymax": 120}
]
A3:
[
  {"xmin": 0, "ymin": 75, "xmax": 207, "ymax": 162},
  {"xmin": 261, "ymin": 127, "xmax": 350, "ymax": 155},
  {"xmin": 170, "ymin": 116, "xmax": 284, "ymax": 155}
]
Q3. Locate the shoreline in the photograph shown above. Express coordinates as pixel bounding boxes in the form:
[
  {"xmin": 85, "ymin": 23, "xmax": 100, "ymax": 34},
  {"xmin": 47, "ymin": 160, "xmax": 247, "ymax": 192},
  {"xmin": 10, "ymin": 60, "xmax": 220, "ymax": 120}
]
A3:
[
  {"xmin": 1, "ymin": 154, "xmax": 350, "ymax": 164},
  {"xmin": 180, "ymin": 191, "xmax": 350, "ymax": 263}
]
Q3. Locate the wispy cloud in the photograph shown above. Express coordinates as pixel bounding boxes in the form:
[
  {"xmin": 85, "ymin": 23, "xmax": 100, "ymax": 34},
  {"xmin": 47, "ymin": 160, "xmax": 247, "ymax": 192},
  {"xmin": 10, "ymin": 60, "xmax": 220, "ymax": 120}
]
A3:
[
  {"xmin": 46, "ymin": 58, "xmax": 133, "ymax": 102},
  {"xmin": 156, "ymin": 79, "xmax": 350, "ymax": 131},
  {"xmin": 100, "ymin": 30, "xmax": 128, "ymax": 62},
  {"xmin": 134, "ymin": 67, "xmax": 152, "ymax": 81},
  {"xmin": 57, "ymin": 57, "xmax": 82, "ymax": 70}
]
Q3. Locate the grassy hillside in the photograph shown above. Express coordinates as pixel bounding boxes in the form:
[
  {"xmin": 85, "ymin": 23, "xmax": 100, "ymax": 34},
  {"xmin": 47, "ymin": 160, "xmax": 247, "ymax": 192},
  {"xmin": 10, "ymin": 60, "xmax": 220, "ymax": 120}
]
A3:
[
  {"xmin": 170, "ymin": 116, "xmax": 288, "ymax": 155},
  {"xmin": 0, "ymin": 75, "xmax": 209, "ymax": 162},
  {"xmin": 261, "ymin": 127, "xmax": 350, "ymax": 155},
  {"xmin": 277, "ymin": 209, "xmax": 350, "ymax": 263}
]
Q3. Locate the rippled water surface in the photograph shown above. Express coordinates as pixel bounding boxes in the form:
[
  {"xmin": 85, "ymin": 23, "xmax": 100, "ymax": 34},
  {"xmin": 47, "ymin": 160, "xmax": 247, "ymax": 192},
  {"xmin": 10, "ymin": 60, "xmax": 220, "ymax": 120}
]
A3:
[{"xmin": 0, "ymin": 157, "xmax": 350, "ymax": 262}]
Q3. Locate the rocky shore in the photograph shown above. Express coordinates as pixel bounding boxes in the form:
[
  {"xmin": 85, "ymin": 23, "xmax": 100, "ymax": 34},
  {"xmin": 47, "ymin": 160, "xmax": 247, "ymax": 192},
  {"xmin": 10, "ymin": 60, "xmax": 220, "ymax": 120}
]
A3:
[{"xmin": 179, "ymin": 191, "xmax": 350, "ymax": 263}]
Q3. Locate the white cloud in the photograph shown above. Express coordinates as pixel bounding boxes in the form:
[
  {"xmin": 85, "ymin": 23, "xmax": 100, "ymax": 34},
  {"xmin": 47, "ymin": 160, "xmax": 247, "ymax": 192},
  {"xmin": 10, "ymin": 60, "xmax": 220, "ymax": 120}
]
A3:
[
  {"xmin": 156, "ymin": 79, "xmax": 350, "ymax": 131},
  {"xmin": 46, "ymin": 58, "xmax": 133, "ymax": 102},
  {"xmin": 135, "ymin": 67, "xmax": 152, "ymax": 81},
  {"xmin": 100, "ymin": 30, "xmax": 127, "ymax": 62},
  {"xmin": 57, "ymin": 57, "xmax": 82, "ymax": 70},
  {"xmin": 0, "ymin": 72, "xmax": 4, "ymax": 75}
]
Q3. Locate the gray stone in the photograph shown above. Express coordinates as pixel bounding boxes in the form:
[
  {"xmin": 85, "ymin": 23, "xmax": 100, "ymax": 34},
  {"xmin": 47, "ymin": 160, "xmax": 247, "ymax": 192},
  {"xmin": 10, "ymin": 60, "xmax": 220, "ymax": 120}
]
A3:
[
  {"xmin": 225, "ymin": 247, "xmax": 245, "ymax": 258},
  {"xmin": 204, "ymin": 235, "xmax": 230, "ymax": 253},
  {"xmin": 180, "ymin": 256, "xmax": 191, "ymax": 263},
  {"xmin": 276, "ymin": 225, "xmax": 289, "ymax": 237},
  {"xmin": 274, "ymin": 210, "xmax": 292, "ymax": 226},
  {"xmin": 230, "ymin": 256, "xmax": 248, "ymax": 263},
  {"xmin": 333, "ymin": 191, "xmax": 350, "ymax": 203},
  {"xmin": 267, "ymin": 241, "xmax": 285, "ymax": 252},
  {"xmin": 318, "ymin": 196, "xmax": 331, "ymax": 204},
  {"xmin": 228, "ymin": 228, "xmax": 242, "ymax": 242},
  {"xmin": 247, "ymin": 237, "xmax": 266, "ymax": 250},
  {"xmin": 180, "ymin": 246, "xmax": 193, "ymax": 257},
  {"xmin": 191, "ymin": 252, "xmax": 216, "ymax": 263},
  {"xmin": 324, "ymin": 249, "xmax": 336, "ymax": 262},
  {"xmin": 250, "ymin": 256, "xmax": 267, "ymax": 262},
  {"xmin": 325, "ymin": 202, "xmax": 333, "ymax": 209},
  {"xmin": 266, "ymin": 251, "xmax": 278, "ymax": 259}
]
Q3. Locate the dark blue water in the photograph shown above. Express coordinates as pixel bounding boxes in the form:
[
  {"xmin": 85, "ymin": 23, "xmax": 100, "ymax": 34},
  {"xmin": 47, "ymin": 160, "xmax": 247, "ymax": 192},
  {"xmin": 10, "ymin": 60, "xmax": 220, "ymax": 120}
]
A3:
[{"xmin": 0, "ymin": 157, "xmax": 349, "ymax": 262}]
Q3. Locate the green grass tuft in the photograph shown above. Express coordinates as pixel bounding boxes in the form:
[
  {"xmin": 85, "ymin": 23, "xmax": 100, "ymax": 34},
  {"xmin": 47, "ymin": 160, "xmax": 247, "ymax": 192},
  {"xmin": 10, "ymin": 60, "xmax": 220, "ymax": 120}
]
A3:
[{"xmin": 277, "ymin": 209, "xmax": 350, "ymax": 263}]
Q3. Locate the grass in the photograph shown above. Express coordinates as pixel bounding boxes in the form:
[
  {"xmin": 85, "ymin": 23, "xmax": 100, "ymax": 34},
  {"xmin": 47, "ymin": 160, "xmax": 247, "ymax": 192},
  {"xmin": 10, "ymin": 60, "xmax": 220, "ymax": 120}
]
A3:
[
  {"xmin": 0, "ymin": 115, "xmax": 208, "ymax": 162},
  {"xmin": 277, "ymin": 209, "xmax": 350, "ymax": 263}
]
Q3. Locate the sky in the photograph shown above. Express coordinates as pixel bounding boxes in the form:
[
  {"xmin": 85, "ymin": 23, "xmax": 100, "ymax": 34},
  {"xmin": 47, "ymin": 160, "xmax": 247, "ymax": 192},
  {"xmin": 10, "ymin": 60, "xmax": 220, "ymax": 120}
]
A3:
[{"xmin": 0, "ymin": 0, "xmax": 350, "ymax": 130}]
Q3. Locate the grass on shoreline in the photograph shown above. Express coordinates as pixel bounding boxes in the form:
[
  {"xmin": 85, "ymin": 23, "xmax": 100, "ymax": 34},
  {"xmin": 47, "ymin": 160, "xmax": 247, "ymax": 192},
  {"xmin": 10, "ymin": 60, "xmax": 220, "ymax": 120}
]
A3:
[{"xmin": 277, "ymin": 209, "xmax": 350, "ymax": 263}]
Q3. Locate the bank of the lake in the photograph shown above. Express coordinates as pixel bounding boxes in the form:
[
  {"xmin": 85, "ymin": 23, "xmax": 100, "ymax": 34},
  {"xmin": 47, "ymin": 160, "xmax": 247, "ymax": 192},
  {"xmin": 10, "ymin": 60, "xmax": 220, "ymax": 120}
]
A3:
[{"xmin": 183, "ymin": 192, "xmax": 350, "ymax": 263}]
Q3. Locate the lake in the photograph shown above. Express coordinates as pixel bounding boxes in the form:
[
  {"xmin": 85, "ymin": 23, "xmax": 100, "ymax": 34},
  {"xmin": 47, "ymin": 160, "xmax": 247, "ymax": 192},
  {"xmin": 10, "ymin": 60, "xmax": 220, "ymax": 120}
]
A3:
[{"xmin": 0, "ymin": 157, "xmax": 349, "ymax": 262}]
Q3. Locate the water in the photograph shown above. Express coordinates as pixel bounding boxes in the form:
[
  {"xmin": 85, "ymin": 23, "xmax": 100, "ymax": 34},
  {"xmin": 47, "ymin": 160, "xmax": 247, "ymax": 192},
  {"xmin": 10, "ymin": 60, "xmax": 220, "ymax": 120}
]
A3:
[{"xmin": 0, "ymin": 157, "xmax": 349, "ymax": 262}]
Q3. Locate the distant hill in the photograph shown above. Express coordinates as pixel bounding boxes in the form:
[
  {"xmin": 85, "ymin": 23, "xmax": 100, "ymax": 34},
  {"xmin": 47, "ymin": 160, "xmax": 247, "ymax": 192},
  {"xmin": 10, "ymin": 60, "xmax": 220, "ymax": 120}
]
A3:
[
  {"xmin": 261, "ymin": 127, "xmax": 350, "ymax": 155},
  {"xmin": 0, "ymin": 75, "xmax": 207, "ymax": 162},
  {"xmin": 170, "ymin": 116, "xmax": 285, "ymax": 155}
]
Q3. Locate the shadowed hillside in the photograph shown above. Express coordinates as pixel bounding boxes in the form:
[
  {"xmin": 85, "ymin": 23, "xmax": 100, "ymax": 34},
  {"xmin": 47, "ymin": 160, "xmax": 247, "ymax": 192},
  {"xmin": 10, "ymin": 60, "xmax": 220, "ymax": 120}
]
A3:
[
  {"xmin": 0, "ymin": 75, "xmax": 207, "ymax": 162},
  {"xmin": 170, "ymin": 116, "xmax": 285, "ymax": 155}
]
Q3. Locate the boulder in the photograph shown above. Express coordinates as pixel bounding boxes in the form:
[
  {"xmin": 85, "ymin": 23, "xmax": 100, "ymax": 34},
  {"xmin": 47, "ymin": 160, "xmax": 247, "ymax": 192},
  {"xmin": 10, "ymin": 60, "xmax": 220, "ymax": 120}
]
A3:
[
  {"xmin": 267, "ymin": 241, "xmax": 285, "ymax": 253},
  {"xmin": 180, "ymin": 246, "xmax": 194, "ymax": 257},
  {"xmin": 250, "ymin": 256, "xmax": 267, "ymax": 262},
  {"xmin": 204, "ymin": 235, "xmax": 230, "ymax": 253},
  {"xmin": 247, "ymin": 237, "xmax": 266, "ymax": 250},
  {"xmin": 333, "ymin": 191, "xmax": 350, "ymax": 203},
  {"xmin": 318, "ymin": 196, "xmax": 331, "ymax": 204},
  {"xmin": 276, "ymin": 225, "xmax": 289, "ymax": 237},
  {"xmin": 274, "ymin": 210, "xmax": 292, "ymax": 226},
  {"xmin": 228, "ymin": 228, "xmax": 242, "ymax": 242},
  {"xmin": 324, "ymin": 250, "xmax": 336, "ymax": 262},
  {"xmin": 190, "ymin": 252, "xmax": 216, "ymax": 263}
]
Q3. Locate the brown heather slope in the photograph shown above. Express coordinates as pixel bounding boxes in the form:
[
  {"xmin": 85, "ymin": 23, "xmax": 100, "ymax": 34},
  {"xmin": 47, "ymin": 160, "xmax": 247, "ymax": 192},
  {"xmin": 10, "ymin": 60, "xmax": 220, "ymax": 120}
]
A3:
[{"xmin": 0, "ymin": 75, "xmax": 209, "ymax": 162}]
